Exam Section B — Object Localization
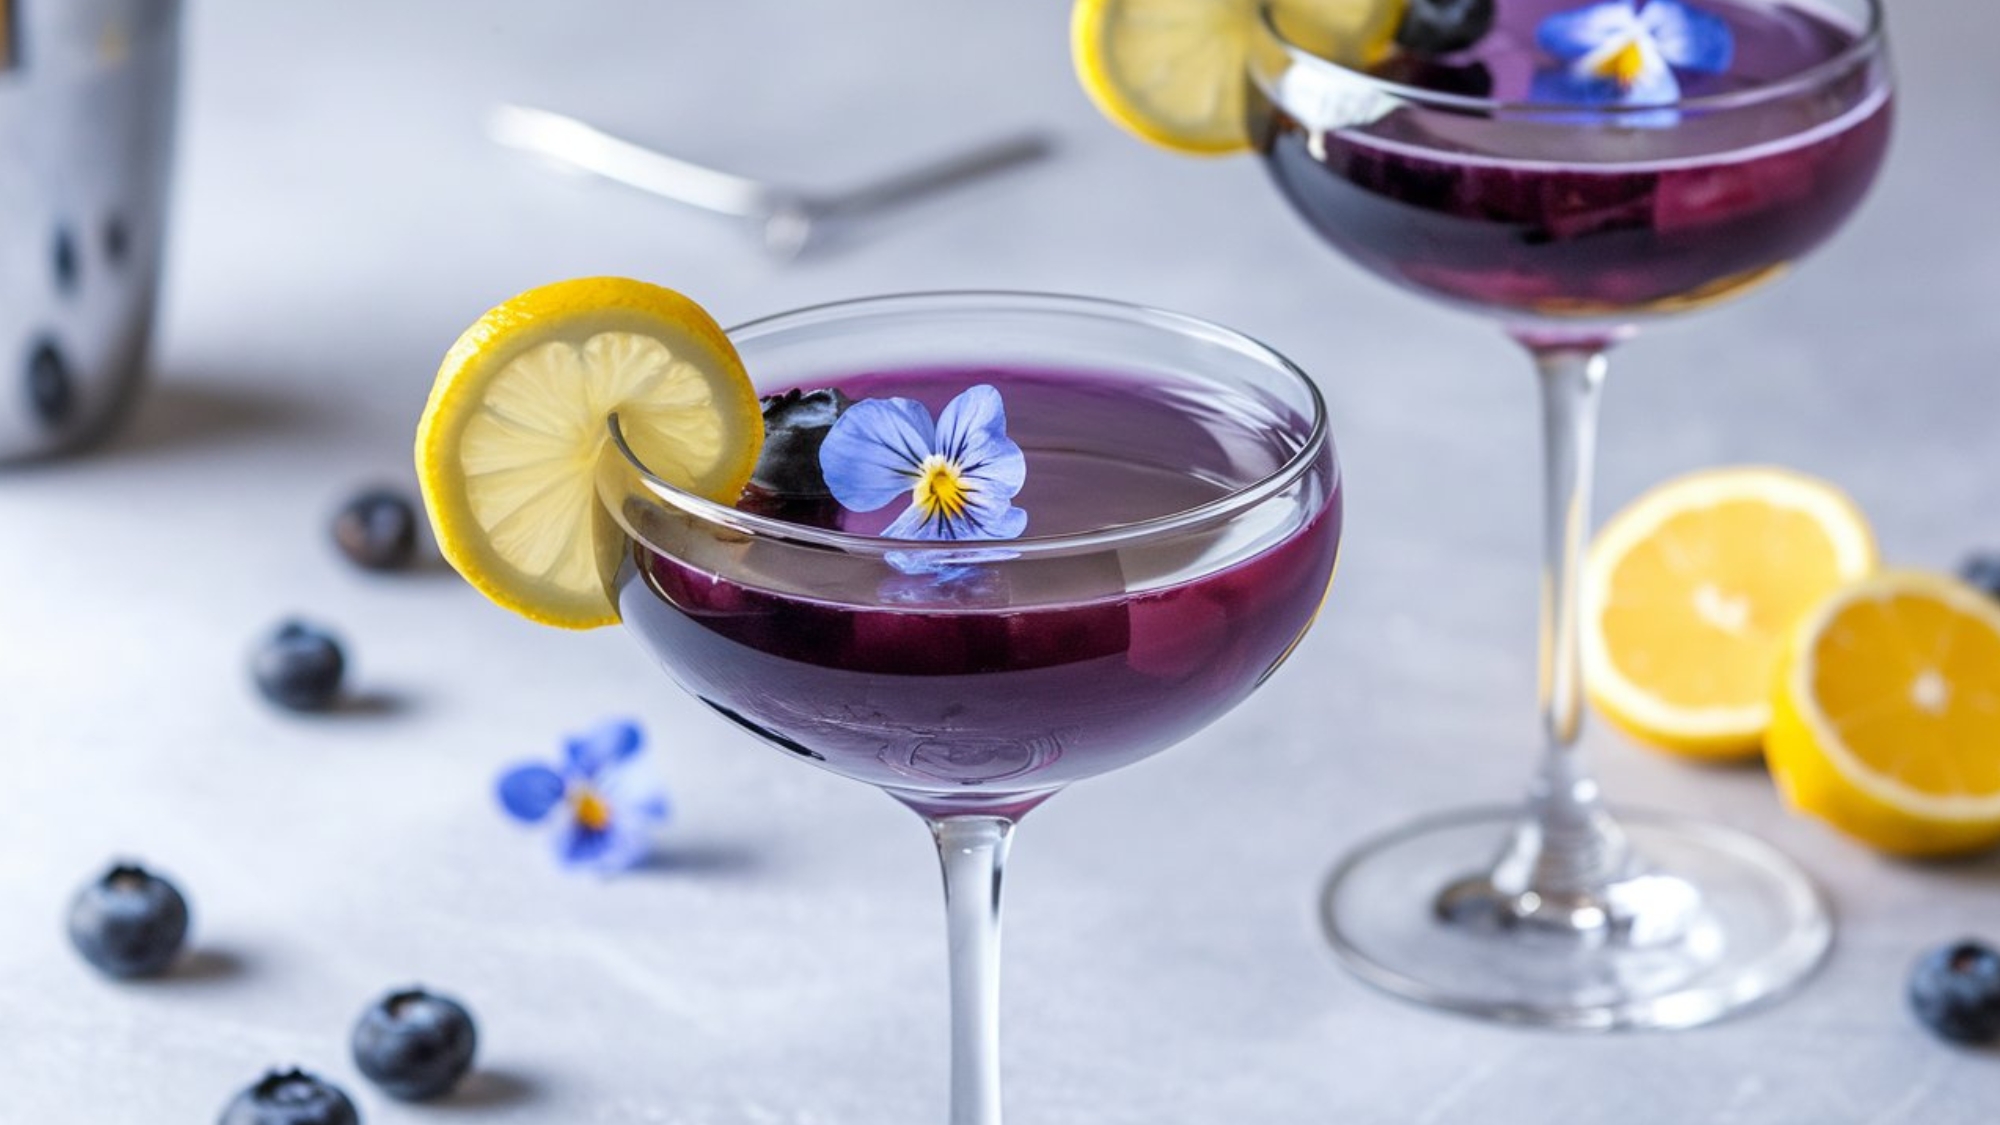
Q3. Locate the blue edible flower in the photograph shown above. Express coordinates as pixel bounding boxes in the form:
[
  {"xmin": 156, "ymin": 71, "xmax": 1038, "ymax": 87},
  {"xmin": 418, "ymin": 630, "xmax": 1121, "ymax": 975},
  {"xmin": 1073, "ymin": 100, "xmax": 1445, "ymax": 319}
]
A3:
[
  {"xmin": 496, "ymin": 719, "xmax": 668, "ymax": 874},
  {"xmin": 818, "ymin": 384, "xmax": 1028, "ymax": 543},
  {"xmin": 1534, "ymin": 0, "xmax": 1734, "ymax": 107}
]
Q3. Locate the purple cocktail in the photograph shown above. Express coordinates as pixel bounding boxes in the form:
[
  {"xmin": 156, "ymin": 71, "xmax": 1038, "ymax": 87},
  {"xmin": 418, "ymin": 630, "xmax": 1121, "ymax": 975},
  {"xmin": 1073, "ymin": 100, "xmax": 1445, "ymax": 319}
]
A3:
[
  {"xmin": 621, "ymin": 365, "xmax": 1341, "ymax": 818},
  {"xmin": 1255, "ymin": 0, "xmax": 1891, "ymax": 322},
  {"xmin": 1247, "ymin": 0, "xmax": 1892, "ymax": 1028},
  {"xmin": 599, "ymin": 294, "xmax": 1341, "ymax": 1124}
]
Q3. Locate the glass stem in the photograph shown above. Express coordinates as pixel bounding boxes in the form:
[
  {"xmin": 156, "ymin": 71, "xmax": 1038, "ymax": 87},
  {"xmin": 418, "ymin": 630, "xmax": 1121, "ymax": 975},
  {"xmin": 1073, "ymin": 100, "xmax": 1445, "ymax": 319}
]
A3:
[
  {"xmin": 1491, "ymin": 342, "xmax": 1634, "ymax": 901},
  {"xmin": 929, "ymin": 814, "xmax": 1013, "ymax": 1125}
]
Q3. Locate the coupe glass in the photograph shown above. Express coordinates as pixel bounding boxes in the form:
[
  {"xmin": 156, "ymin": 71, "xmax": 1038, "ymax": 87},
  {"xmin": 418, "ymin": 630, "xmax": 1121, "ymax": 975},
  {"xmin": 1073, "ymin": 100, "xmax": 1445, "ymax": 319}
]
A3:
[
  {"xmin": 1247, "ymin": 0, "xmax": 1891, "ymax": 1028},
  {"xmin": 596, "ymin": 293, "xmax": 1343, "ymax": 1123}
]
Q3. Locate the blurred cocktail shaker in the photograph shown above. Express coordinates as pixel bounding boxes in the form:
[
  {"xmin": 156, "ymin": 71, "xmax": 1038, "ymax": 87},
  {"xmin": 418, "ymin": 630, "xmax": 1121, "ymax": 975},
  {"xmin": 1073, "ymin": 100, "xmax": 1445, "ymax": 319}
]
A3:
[{"xmin": 0, "ymin": 0, "xmax": 179, "ymax": 462}]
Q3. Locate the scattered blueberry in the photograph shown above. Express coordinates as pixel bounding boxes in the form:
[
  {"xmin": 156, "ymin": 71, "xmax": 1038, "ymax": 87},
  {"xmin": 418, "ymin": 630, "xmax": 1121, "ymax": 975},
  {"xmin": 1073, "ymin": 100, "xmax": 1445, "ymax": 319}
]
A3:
[
  {"xmin": 252, "ymin": 620, "xmax": 347, "ymax": 712},
  {"xmin": 1910, "ymin": 939, "xmax": 2000, "ymax": 1045},
  {"xmin": 332, "ymin": 488, "xmax": 419, "ymax": 571},
  {"xmin": 218, "ymin": 1069, "xmax": 361, "ymax": 1125},
  {"xmin": 52, "ymin": 226, "xmax": 79, "ymax": 294},
  {"xmin": 1960, "ymin": 554, "xmax": 2000, "ymax": 603},
  {"xmin": 26, "ymin": 336, "xmax": 74, "ymax": 427},
  {"xmin": 751, "ymin": 387, "xmax": 853, "ymax": 497},
  {"xmin": 67, "ymin": 862, "xmax": 190, "ymax": 978},
  {"xmin": 1374, "ymin": 54, "xmax": 1494, "ymax": 98},
  {"xmin": 351, "ymin": 987, "xmax": 478, "ymax": 1101},
  {"xmin": 1394, "ymin": 0, "xmax": 1496, "ymax": 57}
]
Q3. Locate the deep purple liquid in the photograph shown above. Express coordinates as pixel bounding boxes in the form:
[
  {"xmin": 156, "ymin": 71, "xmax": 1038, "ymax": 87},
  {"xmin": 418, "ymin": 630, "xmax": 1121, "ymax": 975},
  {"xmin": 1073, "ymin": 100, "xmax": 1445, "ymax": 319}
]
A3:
[
  {"xmin": 1256, "ymin": 0, "xmax": 1891, "ymax": 319},
  {"xmin": 618, "ymin": 366, "xmax": 1341, "ymax": 817}
]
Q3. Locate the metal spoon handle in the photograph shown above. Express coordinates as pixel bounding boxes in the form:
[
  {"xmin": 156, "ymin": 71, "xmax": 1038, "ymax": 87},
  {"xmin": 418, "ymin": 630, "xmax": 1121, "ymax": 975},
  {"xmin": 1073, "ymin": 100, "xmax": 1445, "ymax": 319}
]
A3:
[
  {"xmin": 814, "ymin": 131, "xmax": 1054, "ymax": 220},
  {"xmin": 486, "ymin": 103, "xmax": 774, "ymax": 219}
]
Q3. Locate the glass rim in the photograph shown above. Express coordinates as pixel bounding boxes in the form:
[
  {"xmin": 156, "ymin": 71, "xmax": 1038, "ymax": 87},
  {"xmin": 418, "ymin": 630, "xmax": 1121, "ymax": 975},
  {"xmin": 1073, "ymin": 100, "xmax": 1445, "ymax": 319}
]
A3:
[
  {"xmin": 606, "ymin": 290, "xmax": 1333, "ymax": 561},
  {"xmin": 1254, "ymin": 0, "xmax": 1887, "ymax": 120}
]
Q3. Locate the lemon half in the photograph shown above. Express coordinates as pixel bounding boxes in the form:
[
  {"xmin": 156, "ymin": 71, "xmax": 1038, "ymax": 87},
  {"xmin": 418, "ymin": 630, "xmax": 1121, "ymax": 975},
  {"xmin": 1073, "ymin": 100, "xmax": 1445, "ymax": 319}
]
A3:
[
  {"xmin": 1581, "ymin": 467, "xmax": 1877, "ymax": 759},
  {"xmin": 1769, "ymin": 572, "xmax": 2000, "ymax": 857}
]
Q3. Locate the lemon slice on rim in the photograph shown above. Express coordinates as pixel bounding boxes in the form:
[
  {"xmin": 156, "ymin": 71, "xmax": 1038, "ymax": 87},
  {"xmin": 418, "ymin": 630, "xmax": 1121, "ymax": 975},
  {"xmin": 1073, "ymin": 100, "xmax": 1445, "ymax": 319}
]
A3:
[
  {"xmin": 1768, "ymin": 572, "xmax": 2000, "ymax": 857},
  {"xmin": 415, "ymin": 278, "xmax": 763, "ymax": 629},
  {"xmin": 1071, "ymin": 0, "xmax": 1406, "ymax": 155},
  {"xmin": 1581, "ymin": 467, "xmax": 1877, "ymax": 759}
]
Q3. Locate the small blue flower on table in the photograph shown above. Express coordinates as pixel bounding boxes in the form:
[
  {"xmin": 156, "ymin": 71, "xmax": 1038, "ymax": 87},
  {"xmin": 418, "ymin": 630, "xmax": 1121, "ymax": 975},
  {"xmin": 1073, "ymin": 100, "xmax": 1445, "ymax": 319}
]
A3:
[
  {"xmin": 819, "ymin": 384, "xmax": 1028, "ymax": 543},
  {"xmin": 497, "ymin": 719, "xmax": 668, "ymax": 874},
  {"xmin": 1535, "ymin": 0, "xmax": 1734, "ymax": 110}
]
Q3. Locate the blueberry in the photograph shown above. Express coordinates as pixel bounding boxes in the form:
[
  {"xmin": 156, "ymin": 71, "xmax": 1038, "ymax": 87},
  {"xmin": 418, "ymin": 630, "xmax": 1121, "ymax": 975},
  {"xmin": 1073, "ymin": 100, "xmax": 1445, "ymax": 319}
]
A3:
[
  {"xmin": 736, "ymin": 486, "xmax": 846, "ymax": 529},
  {"xmin": 218, "ymin": 1069, "xmax": 360, "ymax": 1125},
  {"xmin": 1960, "ymin": 554, "xmax": 2000, "ymax": 603},
  {"xmin": 252, "ymin": 620, "xmax": 346, "ymax": 712},
  {"xmin": 351, "ymin": 987, "xmax": 478, "ymax": 1100},
  {"xmin": 1909, "ymin": 939, "xmax": 2000, "ymax": 1045},
  {"xmin": 332, "ymin": 488, "xmax": 419, "ymax": 571},
  {"xmin": 1374, "ymin": 54, "xmax": 1494, "ymax": 98},
  {"xmin": 750, "ymin": 387, "xmax": 853, "ymax": 497},
  {"xmin": 52, "ymin": 225, "xmax": 79, "ymax": 294},
  {"xmin": 26, "ymin": 336, "xmax": 74, "ymax": 428},
  {"xmin": 67, "ymin": 862, "xmax": 190, "ymax": 978},
  {"xmin": 1395, "ymin": 0, "xmax": 1496, "ymax": 56}
]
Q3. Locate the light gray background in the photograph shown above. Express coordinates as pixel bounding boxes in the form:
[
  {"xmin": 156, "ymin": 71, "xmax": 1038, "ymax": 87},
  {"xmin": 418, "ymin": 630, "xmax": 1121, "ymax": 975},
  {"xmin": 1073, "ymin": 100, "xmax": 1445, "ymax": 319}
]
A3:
[{"xmin": 3, "ymin": 1, "xmax": 1996, "ymax": 1121}]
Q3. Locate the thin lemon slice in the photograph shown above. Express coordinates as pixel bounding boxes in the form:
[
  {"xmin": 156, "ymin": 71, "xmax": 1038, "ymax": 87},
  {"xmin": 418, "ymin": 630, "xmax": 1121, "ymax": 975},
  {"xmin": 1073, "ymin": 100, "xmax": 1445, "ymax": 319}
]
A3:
[
  {"xmin": 1768, "ymin": 572, "xmax": 2000, "ymax": 857},
  {"xmin": 1072, "ymin": 0, "xmax": 1405, "ymax": 155},
  {"xmin": 416, "ymin": 278, "xmax": 763, "ymax": 629},
  {"xmin": 1581, "ymin": 467, "xmax": 1877, "ymax": 759}
]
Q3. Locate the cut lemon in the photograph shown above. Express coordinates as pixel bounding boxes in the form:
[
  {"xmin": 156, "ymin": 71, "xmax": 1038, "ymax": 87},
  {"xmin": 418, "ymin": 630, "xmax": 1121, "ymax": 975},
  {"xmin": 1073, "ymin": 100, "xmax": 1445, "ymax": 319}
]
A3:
[
  {"xmin": 1581, "ymin": 467, "xmax": 1877, "ymax": 759},
  {"xmin": 416, "ymin": 278, "xmax": 763, "ymax": 629},
  {"xmin": 1071, "ymin": 0, "xmax": 1405, "ymax": 155},
  {"xmin": 1768, "ymin": 572, "xmax": 2000, "ymax": 857}
]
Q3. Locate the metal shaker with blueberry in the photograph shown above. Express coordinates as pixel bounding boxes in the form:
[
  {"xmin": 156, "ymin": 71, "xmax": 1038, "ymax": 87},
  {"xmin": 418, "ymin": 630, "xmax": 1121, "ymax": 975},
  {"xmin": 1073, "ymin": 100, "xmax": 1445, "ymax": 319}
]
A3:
[{"xmin": 0, "ymin": 0, "xmax": 180, "ymax": 462}]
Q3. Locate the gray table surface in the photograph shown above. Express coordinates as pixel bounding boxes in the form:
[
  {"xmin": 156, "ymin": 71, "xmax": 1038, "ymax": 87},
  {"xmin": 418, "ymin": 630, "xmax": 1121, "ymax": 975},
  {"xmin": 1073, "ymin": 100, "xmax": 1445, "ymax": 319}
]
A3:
[{"xmin": 4, "ymin": 1, "xmax": 1997, "ymax": 1121}]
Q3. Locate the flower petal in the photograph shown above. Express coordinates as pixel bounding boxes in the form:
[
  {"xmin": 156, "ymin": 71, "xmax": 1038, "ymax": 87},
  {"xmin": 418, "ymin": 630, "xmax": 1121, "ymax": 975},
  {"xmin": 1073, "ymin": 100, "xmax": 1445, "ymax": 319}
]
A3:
[
  {"xmin": 554, "ymin": 821, "xmax": 613, "ymax": 866},
  {"xmin": 1641, "ymin": 0, "xmax": 1733, "ymax": 73},
  {"xmin": 879, "ymin": 559, "xmax": 1011, "ymax": 595},
  {"xmin": 565, "ymin": 719, "xmax": 644, "ymax": 779},
  {"xmin": 599, "ymin": 764, "xmax": 671, "ymax": 821},
  {"xmin": 1537, "ymin": 0, "xmax": 1642, "ymax": 60},
  {"xmin": 1575, "ymin": 30, "xmax": 1676, "ymax": 94},
  {"xmin": 956, "ymin": 487, "xmax": 1029, "ymax": 540},
  {"xmin": 820, "ymin": 397, "xmax": 936, "ymax": 513},
  {"xmin": 881, "ymin": 478, "xmax": 1029, "ymax": 542},
  {"xmin": 1530, "ymin": 63, "xmax": 1682, "ymax": 115},
  {"xmin": 959, "ymin": 444, "xmax": 1026, "ymax": 503},
  {"xmin": 1531, "ymin": 66, "xmax": 1609, "ymax": 103},
  {"xmin": 1608, "ymin": 46, "xmax": 1672, "ymax": 103},
  {"xmin": 882, "ymin": 500, "xmax": 945, "ymax": 540},
  {"xmin": 554, "ymin": 819, "xmax": 655, "ymax": 874},
  {"xmin": 937, "ymin": 386, "xmax": 1026, "ymax": 501},
  {"xmin": 928, "ymin": 384, "xmax": 1008, "ymax": 468},
  {"xmin": 497, "ymin": 763, "xmax": 566, "ymax": 823},
  {"xmin": 627, "ymin": 794, "xmax": 671, "ymax": 822}
]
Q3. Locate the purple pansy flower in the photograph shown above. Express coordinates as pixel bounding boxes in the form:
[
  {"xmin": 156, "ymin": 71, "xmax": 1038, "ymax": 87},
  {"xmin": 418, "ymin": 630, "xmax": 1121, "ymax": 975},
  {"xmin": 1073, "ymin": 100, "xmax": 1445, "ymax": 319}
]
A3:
[
  {"xmin": 1534, "ymin": 0, "xmax": 1734, "ymax": 107},
  {"xmin": 497, "ymin": 719, "xmax": 667, "ymax": 874},
  {"xmin": 818, "ymin": 385, "xmax": 1028, "ymax": 543}
]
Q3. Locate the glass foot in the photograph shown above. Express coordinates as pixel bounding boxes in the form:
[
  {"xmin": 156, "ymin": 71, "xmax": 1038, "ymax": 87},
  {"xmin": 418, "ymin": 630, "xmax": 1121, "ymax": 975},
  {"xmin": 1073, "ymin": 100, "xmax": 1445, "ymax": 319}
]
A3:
[{"xmin": 1321, "ymin": 807, "xmax": 1832, "ymax": 1030}]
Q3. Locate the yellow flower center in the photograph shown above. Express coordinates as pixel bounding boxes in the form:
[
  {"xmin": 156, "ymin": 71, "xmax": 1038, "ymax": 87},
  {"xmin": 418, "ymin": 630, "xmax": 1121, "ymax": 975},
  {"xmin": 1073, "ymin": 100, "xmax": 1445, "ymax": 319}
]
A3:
[
  {"xmin": 571, "ymin": 786, "xmax": 613, "ymax": 832},
  {"xmin": 913, "ymin": 455, "xmax": 971, "ymax": 522},
  {"xmin": 1606, "ymin": 39, "xmax": 1647, "ymax": 87}
]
